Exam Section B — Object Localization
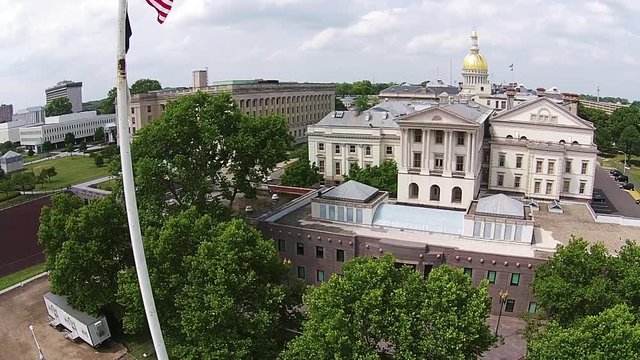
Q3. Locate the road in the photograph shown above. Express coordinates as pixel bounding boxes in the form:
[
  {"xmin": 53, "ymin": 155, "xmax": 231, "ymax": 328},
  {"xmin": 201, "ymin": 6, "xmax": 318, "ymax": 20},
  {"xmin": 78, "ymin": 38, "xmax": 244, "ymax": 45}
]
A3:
[{"xmin": 594, "ymin": 166, "xmax": 640, "ymax": 218}]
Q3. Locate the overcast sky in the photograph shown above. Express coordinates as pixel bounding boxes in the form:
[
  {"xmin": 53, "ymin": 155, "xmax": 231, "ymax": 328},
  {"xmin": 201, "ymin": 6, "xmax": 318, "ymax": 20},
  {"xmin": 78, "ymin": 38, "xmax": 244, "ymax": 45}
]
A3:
[{"xmin": 1, "ymin": 0, "xmax": 638, "ymax": 109}]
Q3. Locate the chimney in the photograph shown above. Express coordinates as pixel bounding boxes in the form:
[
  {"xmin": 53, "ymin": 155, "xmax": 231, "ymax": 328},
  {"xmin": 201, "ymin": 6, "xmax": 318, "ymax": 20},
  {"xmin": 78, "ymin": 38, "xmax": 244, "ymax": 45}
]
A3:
[
  {"xmin": 536, "ymin": 87, "xmax": 546, "ymax": 97},
  {"xmin": 458, "ymin": 81, "xmax": 464, "ymax": 90},
  {"xmin": 562, "ymin": 92, "xmax": 580, "ymax": 115},
  {"xmin": 506, "ymin": 86, "xmax": 516, "ymax": 110},
  {"xmin": 438, "ymin": 92, "xmax": 449, "ymax": 104}
]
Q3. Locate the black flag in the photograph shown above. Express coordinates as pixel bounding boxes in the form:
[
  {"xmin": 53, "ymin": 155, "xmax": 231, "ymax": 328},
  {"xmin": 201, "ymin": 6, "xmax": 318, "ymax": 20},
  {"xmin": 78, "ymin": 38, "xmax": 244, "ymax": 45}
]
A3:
[{"xmin": 125, "ymin": 12, "xmax": 132, "ymax": 53}]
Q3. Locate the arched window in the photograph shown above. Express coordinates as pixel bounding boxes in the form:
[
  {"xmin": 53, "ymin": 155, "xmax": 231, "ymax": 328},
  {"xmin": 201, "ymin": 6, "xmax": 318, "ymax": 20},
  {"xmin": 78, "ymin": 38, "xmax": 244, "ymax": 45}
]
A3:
[
  {"xmin": 520, "ymin": 136, "xmax": 528, "ymax": 140},
  {"xmin": 430, "ymin": 185, "xmax": 440, "ymax": 201},
  {"xmin": 409, "ymin": 183, "xmax": 419, "ymax": 199},
  {"xmin": 506, "ymin": 135, "xmax": 513, "ymax": 139},
  {"xmin": 572, "ymin": 141, "xmax": 579, "ymax": 145},
  {"xmin": 559, "ymin": 140, "xmax": 566, "ymax": 144},
  {"xmin": 451, "ymin": 187, "xmax": 462, "ymax": 203}
]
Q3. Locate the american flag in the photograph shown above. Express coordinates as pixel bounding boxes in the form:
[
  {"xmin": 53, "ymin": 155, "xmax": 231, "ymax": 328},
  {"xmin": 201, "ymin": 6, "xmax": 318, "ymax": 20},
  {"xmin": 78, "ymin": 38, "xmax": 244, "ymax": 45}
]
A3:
[{"xmin": 146, "ymin": 0, "xmax": 173, "ymax": 24}]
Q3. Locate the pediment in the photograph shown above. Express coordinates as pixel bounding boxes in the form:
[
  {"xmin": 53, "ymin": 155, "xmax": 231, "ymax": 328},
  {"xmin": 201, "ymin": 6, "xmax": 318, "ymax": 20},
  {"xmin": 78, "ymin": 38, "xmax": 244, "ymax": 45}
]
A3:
[
  {"xmin": 492, "ymin": 97, "xmax": 595, "ymax": 130},
  {"xmin": 397, "ymin": 108, "xmax": 479, "ymax": 127}
]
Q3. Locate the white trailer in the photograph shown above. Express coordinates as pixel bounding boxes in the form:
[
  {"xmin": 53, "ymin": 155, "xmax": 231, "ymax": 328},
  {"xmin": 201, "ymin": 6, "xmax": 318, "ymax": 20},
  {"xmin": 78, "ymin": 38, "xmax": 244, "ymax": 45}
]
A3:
[{"xmin": 43, "ymin": 292, "xmax": 111, "ymax": 347}]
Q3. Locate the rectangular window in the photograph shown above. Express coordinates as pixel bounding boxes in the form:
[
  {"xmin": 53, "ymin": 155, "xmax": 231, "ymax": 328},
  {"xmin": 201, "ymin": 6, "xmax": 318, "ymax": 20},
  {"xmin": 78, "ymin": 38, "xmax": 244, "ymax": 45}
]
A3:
[
  {"xmin": 563, "ymin": 179, "xmax": 571, "ymax": 193},
  {"xmin": 337, "ymin": 206, "xmax": 345, "ymax": 221},
  {"xmin": 336, "ymin": 249, "xmax": 345, "ymax": 262},
  {"xmin": 435, "ymin": 130, "xmax": 444, "ymax": 144},
  {"xmin": 319, "ymin": 204, "xmax": 327, "ymax": 219},
  {"xmin": 456, "ymin": 156, "xmax": 464, "ymax": 172},
  {"xmin": 546, "ymin": 181, "xmax": 553, "ymax": 195},
  {"xmin": 316, "ymin": 246, "xmax": 324, "ymax": 259},
  {"xmin": 534, "ymin": 181, "xmax": 541, "ymax": 194},
  {"xmin": 510, "ymin": 273, "xmax": 521, "ymax": 286},
  {"xmin": 581, "ymin": 161, "xmax": 588, "ymax": 175},
  {"xmin": 505, "ymin": 299, "xmax": 515, "ymax": 312},
  {"xmin": 494, "ymin": 223, "xmax": 503, "ymax": 240},
  {"xmin": 565, "ymin": 159, "xmax": 572, "ymax": 173},
  {"xmin": 497, "ymin": 173, "xmax": 504, "ymax": 186},
  {"xmin": 487, "ymin": 270, "xmax": 497, "ymax": 284},
  {"xmin": 483, "ymin": 222, "xmax": 492, "ymax": 239},
  {"xmin": 318, "ymin": 143, "xmax": 324, "ymax": 151},
  {"xmin": 434, "ymin": 154, "xmax": 444, "ymax": 169},
  {"xmin": 516, "ymin": 155, "xmax": 523, "ymax": 169},
  {"xmin": 473, "ymin": 221, "xmax": 481, "ymax": 237},
  {"xmin": 548, "ymin": 161, "xmax": 555, "ymax": 174},
  {"xmin": 414, "ymin": 130, "xmax": 422, "ymax": 143},
  {"xmin": 504, "ymin": 224, "xmax": 513, "ymax": 240},
  {"xmin": 498, "ymin": 153, "xmax": 506, "ymax": 167},
  {"xmin": 278, "ymin": 239, "xmax": 286, "ymax": 252},
  {"xmin": 318, "ymin": 160, "xmax": 325, "ymax": 174},
  {"xmin": 386, "ymin": 146, "xmax": 393, "ymax": 155},
  {"xmin": 514, "ymin": 175, "xmax": 521, "ymax": 188},
  {"xmin": 297, "ymin": 266, "xmax": 305, "ymax": 279},
  {"xmin": 147, "ymin": 105, "xmax": 152, "ymax": 113},
  {"xmin": 355, "ymin": 208, "xmax": 363, "ymax": 223},
  {"xmin": 335, "ymin": 144, "xmax": 341, "ymax": 154},
  {"xmin": 317, "ymin": 270, "xmax": 325, "ymax": 283},
  {"xmin": 424, "ymin": 264, "xmax": 433, "ymax": 278},
  {"xmin": 296, "ymin": 242, "xmax": 304, "ymax": 255},
  {"xmin": 457, "ymin": 132, "xmax": 465, "ymax": 146},
  {"xmin": 130, "ymin": 107, "xmax": 134, "ymax": 114},
  {"xmin": 335, "ymin": 162, "xmax": 341, "ymax": 175},
  {"xmin": 501, "ymin": 101, "xmax": 506, "ymax": 109},
  {"xmin": 579, "ymin": 181, "xmax": 586, "ymax": 194},
  {"xmin": 536, "ymin": 160, "xmax": 543, "ymax": 173},
  {"xmin": 528, "ymin": 302, "xmax": 538, "ymax": 314},
  {"xmin": 514, "ymin": 225, "xmax": 523, "ymax": 241},
  {"xmin": 349, "ymin": 145, "xmax": 356, "ymax": 153},
  {"xmin": 346, "ymin": 207, "xmax": 353, "ymax": 222},
  {"xmin": 463, "ymin": 267, "xmax": 473, "ymax": 277},
  {"xmin": 413, "ymin": 152, "xmax": 422, "ymax": 168}
]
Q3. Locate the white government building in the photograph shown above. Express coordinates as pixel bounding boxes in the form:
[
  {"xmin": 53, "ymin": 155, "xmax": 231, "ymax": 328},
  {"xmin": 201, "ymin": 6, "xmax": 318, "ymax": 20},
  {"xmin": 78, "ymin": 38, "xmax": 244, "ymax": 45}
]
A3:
[{"xmin": 308, "ymin": 31, "xmax": 597, "ymax": 209}]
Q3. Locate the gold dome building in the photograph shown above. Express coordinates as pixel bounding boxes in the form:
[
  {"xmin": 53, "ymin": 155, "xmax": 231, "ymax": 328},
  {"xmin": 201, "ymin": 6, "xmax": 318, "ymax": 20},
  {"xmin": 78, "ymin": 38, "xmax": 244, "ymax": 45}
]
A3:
[{"xmin": 461, "ymin": 31, "xmax": 490, "ymax": 96}]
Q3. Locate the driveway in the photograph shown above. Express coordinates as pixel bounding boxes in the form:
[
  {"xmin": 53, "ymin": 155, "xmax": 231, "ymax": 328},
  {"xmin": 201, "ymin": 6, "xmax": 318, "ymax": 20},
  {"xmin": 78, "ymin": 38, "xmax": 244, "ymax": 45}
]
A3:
[
  {"xmin": 594, "ymin": 166, "xmax": 640, "ymax": 218},
  {"xmin": 0, "ymin": 276, "xmax": 126, "ymax": 360}
]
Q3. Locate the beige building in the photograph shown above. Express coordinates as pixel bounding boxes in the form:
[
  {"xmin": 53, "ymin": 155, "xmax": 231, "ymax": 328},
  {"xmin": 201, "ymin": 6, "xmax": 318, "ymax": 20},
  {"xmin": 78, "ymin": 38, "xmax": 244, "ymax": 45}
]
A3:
[
  {"xmin": 128, "ymin": 73, "xmax": 335, "ymax": 143},
  {"xmin": 579, "ymin": 99, "xmax": 629, "ymax": 115}
]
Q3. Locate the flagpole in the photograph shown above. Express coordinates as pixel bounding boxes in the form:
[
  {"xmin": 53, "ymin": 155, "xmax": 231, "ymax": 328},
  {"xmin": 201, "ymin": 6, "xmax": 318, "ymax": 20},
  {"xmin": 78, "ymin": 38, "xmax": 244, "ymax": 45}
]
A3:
[{"xmin": 117, "ymin": 1, "xmax": 169, "ymax": 359}]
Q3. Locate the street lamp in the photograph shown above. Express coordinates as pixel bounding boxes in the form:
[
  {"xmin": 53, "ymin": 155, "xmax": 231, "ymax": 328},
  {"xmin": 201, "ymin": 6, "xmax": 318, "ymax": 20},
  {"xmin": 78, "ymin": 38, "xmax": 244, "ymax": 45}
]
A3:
[
  {"xmin": 494, "ymin": 290, "xmax": 509, "ymax": 337},
  {"xmin": 619, "ymin": 150, "xmax": 628, "ymax": 175},
  {"xmin": 28, "ymin": 325, "xmax": 45, "ymax": 360}
]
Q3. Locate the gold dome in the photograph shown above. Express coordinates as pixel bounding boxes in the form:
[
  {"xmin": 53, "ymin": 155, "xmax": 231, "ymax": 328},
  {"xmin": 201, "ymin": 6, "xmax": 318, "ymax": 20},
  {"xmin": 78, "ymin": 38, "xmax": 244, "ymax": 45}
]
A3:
[
  {"xmin": 462, "ymin": 30, "xmax": 488, "ymax": 72},
  {"xmin": 463, "ymin": 53, "xmax": 489, "ymax": 71}
]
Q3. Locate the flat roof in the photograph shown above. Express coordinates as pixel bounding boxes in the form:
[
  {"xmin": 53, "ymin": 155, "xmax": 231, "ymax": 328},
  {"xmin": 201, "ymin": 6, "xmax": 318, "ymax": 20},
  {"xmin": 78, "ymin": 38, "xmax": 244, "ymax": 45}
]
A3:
[{"xmin": 373, "ymin": 203, "xmax": 464, "ymax": 235}]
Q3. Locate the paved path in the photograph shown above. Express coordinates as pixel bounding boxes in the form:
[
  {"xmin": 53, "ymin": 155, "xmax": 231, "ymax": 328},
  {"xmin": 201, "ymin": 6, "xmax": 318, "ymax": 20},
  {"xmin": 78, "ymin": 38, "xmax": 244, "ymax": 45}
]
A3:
[
  {"xmin": 594, "ymin": 166, "xmax": 640, "ymax": 218},
  {"xmin": 482, "ymin": 316, "xmax": 526, "ymax": 360}
]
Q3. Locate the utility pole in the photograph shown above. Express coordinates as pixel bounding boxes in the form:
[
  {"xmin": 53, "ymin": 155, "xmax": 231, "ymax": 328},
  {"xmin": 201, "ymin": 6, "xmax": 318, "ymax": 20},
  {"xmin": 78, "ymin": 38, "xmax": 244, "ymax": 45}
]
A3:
[{"xmin": 28, "ymin": 325, "xmax": 45, "ymax": 360}]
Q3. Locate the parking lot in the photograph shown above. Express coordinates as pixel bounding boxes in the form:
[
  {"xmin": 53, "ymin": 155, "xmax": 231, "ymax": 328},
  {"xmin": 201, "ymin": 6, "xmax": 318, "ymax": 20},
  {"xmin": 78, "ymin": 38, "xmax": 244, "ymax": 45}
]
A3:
[
  {"xmin": 594, "ymin": 166, "xmax": 640, "ymax": 218},
  {"xmin": 0, "ymin": 276, "xmax": 126, "ymax": 360}
]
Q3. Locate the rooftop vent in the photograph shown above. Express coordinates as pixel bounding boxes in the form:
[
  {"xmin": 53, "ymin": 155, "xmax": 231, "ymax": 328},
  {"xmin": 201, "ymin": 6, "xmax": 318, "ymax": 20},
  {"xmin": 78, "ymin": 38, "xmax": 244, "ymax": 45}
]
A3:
[
  {"xmin": 334, "ymin": 111, "xmax": 344, "ymax": 118},
  {"xmin": 382, "ymin": 112, "xmax": 389, "ymax": 120},
  {"xmin": 365, "ymin": 113, "xmax": 372, "ymax": 121}
]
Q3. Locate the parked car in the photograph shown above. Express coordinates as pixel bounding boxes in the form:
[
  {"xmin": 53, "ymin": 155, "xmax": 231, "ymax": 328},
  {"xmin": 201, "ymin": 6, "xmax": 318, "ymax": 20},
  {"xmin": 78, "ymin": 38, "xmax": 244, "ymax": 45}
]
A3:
[
  {"xmin": 621, "ymin": 183, "xmax": 635, "ymax": 190},
  {"xmin": 610, "ymin": 169, "xmax": 622, "ymax": 176},
  {"xmin": 592, "ymin": 189, "xmax": 606, "ymax": 202},
  {"xmin": 616, "ymin": 175, "xmax": 629, "ymax": 183}
]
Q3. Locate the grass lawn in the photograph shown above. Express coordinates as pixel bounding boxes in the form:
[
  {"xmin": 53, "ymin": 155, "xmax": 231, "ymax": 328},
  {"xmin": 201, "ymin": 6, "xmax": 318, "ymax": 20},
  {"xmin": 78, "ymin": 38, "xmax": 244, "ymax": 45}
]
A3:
[
  {"xmin": 90, "ymin": 179, "xmax": 118, "ymax": 191},
  {"xmin": 0, "ymin": 191, "xmax": 19, "ymax": 202},
  {"xmin": 119, "ymin": 334, "xmax": 157, "ymax": 360},
  {"xmin": 23, "ymin": 153, "xmax": 54, "ymax": 163},
  {"xmin": 26, "ymin": 156, "xmax": 109, "ymax": 190},
  {"xmin": 0, "ymin": 263, "xmax": 46, "ymax": 291},
  {"xmin": 0, "ymin": 193, "xmax": 46, "ymax": 211}
]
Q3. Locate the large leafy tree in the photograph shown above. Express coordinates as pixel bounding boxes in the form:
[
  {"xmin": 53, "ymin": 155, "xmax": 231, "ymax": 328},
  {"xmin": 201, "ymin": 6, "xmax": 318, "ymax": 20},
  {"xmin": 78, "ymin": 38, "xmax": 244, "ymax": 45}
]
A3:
[
  {"xmin": 131, "ymin": 78, "xmax": 162, "ymax": 94},
  {"xmin": 281, "ymin": 256, "xmax": 494, "ymax": 360},
  {"xmin": 64, "ymin": 132, "xmax": 75, "ymax": 146},
  {"xmin": 171, "ymin": 219, "xmax": 292, "ymax": 360},
  {"xmin": 46, "ymin": 196, "xmax": 132, "ymax": 315},
  {"xmin": 101, "ymin": 87, "xmax": 117, "ymax": 114},
  {"xmin": 38, "ymin": 194, "xmax": 85, "ymax": 269},
  {"xmin": 344, "ymin": 160, "xmax": 398, "ymax": 196},
  {"xmin": 94, "ymin": 126, "xmax": 105, "ymax": 142},
  {"xmin": 11, "ymin": 171, "xmax": 36, "ymax": 191},
  {"xmin": 609, "ymin": 106, "xmax": 640, "ymax": 140},
  {"xmin": 281, "ymin": 160, "xmax": 322, "ymax": 188},
  {"xmin": 45, "ymin": 97, "xmax": 73, "ymax": 117},
  {"xmin": 527, "ymin": 305, "xmax": 640, "ymax": 360},
  {"xmin": 618, "ymin": 125, "xmax": 640, "ymax": 158}
]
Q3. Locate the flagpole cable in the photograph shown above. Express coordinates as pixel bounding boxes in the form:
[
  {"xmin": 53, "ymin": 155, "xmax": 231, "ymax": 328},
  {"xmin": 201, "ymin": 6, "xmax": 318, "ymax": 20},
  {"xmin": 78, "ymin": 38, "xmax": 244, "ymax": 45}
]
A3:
[{"xmin": 116, "ymin": 1, "xmax": 170, "ymax": 359}]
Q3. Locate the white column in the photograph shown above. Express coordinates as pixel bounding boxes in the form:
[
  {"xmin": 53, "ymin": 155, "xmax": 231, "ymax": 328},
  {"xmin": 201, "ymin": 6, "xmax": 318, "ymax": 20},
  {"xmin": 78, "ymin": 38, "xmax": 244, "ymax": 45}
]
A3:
[
  {"xmin": 443, "ymin": 130, "xmax": 452, "ymax": 176},
  {"xmin": 342, "ymin": 144, "xmax": 347, "ymax": 175},
  {"xmin": 470, "ymin": 133, "xmax": 476, "ymax": 175},
  {"xmin": 327, "ymin": 142, "xmax": 334, "ymax": 179},
  {"xmin": 407, "ymin": 129, "xmax": 412, "ymax": 169},
  {"xmin": 400, "ymin": 129, "xmax": 407, "ymax": 168},
  {"xmin": 359, "ymin": 144, "xmax": 364, "ymax": 168},
  {"xmin": 466, "ymin": 132, "xmax": 472, "ymax": 173},
  {"xmin": 422, "ymin": 129, "xmax": 429, "ymax": 174}
]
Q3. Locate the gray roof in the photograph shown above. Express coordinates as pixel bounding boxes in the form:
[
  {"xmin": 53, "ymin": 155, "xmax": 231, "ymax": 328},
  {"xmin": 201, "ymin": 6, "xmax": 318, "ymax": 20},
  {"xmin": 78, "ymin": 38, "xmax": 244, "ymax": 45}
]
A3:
[
  {"xmin": 315, "ymin": 101, "xmax": 417, "ymax": 129},
  {"xmin": 44, "ymin": 292, "xmax": 102, "ymax": 325},
  {"xmin": 373, "ymin": 203, "xmax": 464, "ymax": 235},
  {"xmin": 440, "ymin": 102, "xmax": 493, "ymax": 124},
  {"xmin": 322, "ymin": 180, "xmax": 379, "ymax": 202},
  {"xmin": 380, "ymin": 83, "xmax": 460, "ymax": 96},
  {"xmin": 1, "ymin": 150, "xmax": 20, "ymax": 159},
  {"xmin": 476, "ymin": 194, "xmax": 524, "ymax": 218}
]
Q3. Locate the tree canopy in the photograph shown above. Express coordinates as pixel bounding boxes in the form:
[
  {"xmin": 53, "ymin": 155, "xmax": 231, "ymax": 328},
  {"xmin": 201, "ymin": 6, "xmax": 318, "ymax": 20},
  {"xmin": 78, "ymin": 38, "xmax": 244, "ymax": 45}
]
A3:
[
  {"xmin": 618, "ymin": 125, "xmax": 640, "ymax": 158},
  {"xmin": 64, "ymin": 132, "xmax": 75, "ymax": 146},
  {"xmin": 336, "ymin": 81, "xmax": 394, "ymax": 96},
  {"xmin": 334, "ymin": 98, "xmax": 347, "ymax": 111},
  {"xmin": 131, "ymin": 79, "xmax": 162, "ymax": 94},
  {"xmin": 281, "ymin": 160, "xmax": 322, "ymax": 188},
  {"xmin": 352, "ymin": 95, "xmax": 377, "ymax": 111},
  {"xmin": 45, "ymin": 97, "xmax": 73, "ymax": 117},
  {"xmin": 281, "ymin": 255, "xmax": 494, "ymax": 360},
  {"xmin": 344, "ymin": 160, "xmax": 398, "ymax": 196},
  {"xmin": 101, "ymin": 87, "xmax": 117, "ymax": 114}
]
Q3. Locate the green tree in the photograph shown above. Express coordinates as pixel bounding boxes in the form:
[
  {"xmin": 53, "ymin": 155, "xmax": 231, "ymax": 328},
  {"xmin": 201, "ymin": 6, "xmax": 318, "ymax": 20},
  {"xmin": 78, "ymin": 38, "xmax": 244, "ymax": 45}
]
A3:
[
  {"xmin": 1, "ymin": 140, "xmax": 14, "ymax": 153},
  {"xmin": 531, "ymin": 237, "xmax": 619, "ymax": 325},
  {"xmin": 94, "ymin": 127, "xmax": 105, "ymax": 142},
  {"xmin": 42, "ymin": 141, "xmax": 54, "ymax": 153},
  {"xmin": 64, "ymin": 132, "xmax": 75, "ymax": 146},
  {"xmin": 352, "ymin": 95, "xmax": 376, "ymax": 111},
  {"xmin": 344, "ymin": 159, "xmax": 398, "ymax": 196},
  {"xmin": 281, "ymin": 160, "xmax": 322, "ymax": 188},
  {"xmin": 130, "ymin": 78, "xmax": 162, "ymax": 94},
  {"xmin": 101, "ymin": 87, "xmax": 117, "ymax": 114},
  {"xmin": 94, "ymin": 153, "xmax": 104, "ymax": 167},
  {"xmin": 45, "ymin": 97, "xmax": 73, "ymax": 117},
  {"xmin": 38, "ymin": 167, "xmax": 57, "ymax": 183},
  {"xmin": 334, "ymin": 98, "xmax": 347, "ymax": 111},
  {"xmin": 170, "ymin": 219, "xmax": 292, "ymax": 359},
  {"xmin": 38, "ymin": 193, "xmax": 85, "ymax": 269},
  {"xmin": 618, "ymin": 125, "xmax": 640, "ymax": 158},
  {"xmin": 0, "ymin": 177, "xmax": 12, "ymax": 198},
  {"xmin": 27, "ymin": 149, "xmax": 34, "ymax": 157},
  {"xmin": 527, "ymin": 305, "xmax": 640, "ymax": 360},
  {"xmin": 11, "ymin": 171, "xmax": 36, "ymax": 192},
  {"xmin": 282, "ymin": 256, "xmax": 494, "ymax": 359},
  {"xmin": 78, "ymin": 142, "xmax": 87, "ymax": 152},
  {"xmin": 609, "ymin": 107, "xmax": 640, "ymax": 140},
  {"xmin": 48, "ymin": 196, "xmax": 132, "ymax": 315},
  {"xmin": 612, "ymin": 241, "xmax": 640, "ymax": 309}
]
